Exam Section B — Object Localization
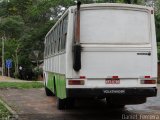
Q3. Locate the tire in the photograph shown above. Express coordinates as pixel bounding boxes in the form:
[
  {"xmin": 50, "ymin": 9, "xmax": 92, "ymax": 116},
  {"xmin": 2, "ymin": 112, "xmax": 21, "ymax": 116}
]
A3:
[
  {"xmin": 57, "ymin": 98, "xmax": 66, "ymax": 110},
  {"xmin": 45, "ymin": 87, "xmax": 53, "ymax": 96},
  {"xmin": 66, "ymin": 98, "xmax": 75, "ymax": 109}
]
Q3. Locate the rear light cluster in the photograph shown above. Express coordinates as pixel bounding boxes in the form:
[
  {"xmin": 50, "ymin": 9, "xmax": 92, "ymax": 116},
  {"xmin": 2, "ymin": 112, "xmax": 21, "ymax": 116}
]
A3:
[
  {"xmin": 140, "ymin": 76, "xmax": 156, "ymax": 84},
  {"xmin": 106, "ymin": 76, "xmax": 120, "ymax": 80},
  {"xmin": 141, "ymin": 80, "xmax": 156, "ymax": 84},
  {"xmin": 68, "ymin": 80, "xmax": 85, "ymax": 85},
  {"xmin": 68, "ymin": 76, "xmax": 85, "ymax": 85},
  {"xmin": 112, "ymin": 76, "xmax": 119, "ymax": 80}
]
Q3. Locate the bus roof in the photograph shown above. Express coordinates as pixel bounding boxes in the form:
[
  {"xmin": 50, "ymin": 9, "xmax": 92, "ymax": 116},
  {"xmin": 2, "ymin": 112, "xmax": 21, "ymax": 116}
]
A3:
[{"xmin": 69, "ymin": 3, "xmax": 153, "ymax": 11}]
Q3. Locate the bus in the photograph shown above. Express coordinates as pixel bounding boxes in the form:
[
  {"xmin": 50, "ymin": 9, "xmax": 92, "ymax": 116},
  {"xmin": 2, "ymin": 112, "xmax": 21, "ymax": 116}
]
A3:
[{"xmin": 43, "ymin": 3, "xmax": 157, "ymax": 110}]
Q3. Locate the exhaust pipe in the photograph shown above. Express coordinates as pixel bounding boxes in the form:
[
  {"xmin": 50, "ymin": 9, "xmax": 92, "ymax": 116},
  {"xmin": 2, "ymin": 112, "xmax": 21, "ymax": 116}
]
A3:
[
  {"xmin": 73, "ymin": 0, "xmax": 81, "ymax": 71},
  {"xmin": 76, "ymin": 0, "xmax": 81, "ymax": 44}
]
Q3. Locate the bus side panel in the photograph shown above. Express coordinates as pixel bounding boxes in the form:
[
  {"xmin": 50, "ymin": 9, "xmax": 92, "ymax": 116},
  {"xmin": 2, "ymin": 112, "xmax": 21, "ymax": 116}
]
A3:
[
  {"xmin": 47, "ymin": 73, "xmax": 54, "ymax": 92},
  {"xmin": 55, "ymin": 74, "xmax": 66, "ymax": 99},
  {"xmin": 46, "ymin": 72, "xmax": 67, "ymax": 99}
]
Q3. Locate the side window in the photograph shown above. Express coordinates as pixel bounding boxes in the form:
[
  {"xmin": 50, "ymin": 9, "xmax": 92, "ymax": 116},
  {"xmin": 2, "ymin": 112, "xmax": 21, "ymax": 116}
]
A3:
[
  {"xmin": 45, "ymin": 14, "xmax": 68, "ymax": 56},
  {"xmin": 61, "ymin": 20, "xmax": 64, "ymax": 51},
  {"xmin": 58, "ymin": 21, "xmax": 62, "ymax": 52},
  {"xmin": 48, "ymin": 35, "xmax": 50, "ymax": 56},
  {"xmin": 44, "ymin": 38, "xmax": 47, "ymax": 57},
  {"xmin": 52, "ymin": 30, "xmax": 55, "ymax": 55},
  {"xmin": 57, "ymin": 24, "xmax": 60, "ymax": 53},
  {"xmin": 46, "ymin": 37, "xmax": 49, "ymax": 57},
  {"xmin": 51, "ymin": 30, "xmax": 54, "ymax": 55},
  {"xmin": 54, "ymin": 27, "xmax": 58, "ymax": 54},
  {"xmin": 62, "ymin": 15, "xmax": 68, "ymax": 50},
  {"xmin": 49, "ymin": 34, "xmax": 52, "ymax": 56},
  {"xmin": 53, "ymin": 28, "xmax": 56, "ymax": 54}
]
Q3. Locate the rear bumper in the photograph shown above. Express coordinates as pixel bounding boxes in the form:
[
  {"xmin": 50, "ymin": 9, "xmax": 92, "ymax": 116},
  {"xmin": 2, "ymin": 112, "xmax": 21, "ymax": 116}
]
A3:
[{"xmin": 66, "ymin": 87, "xmax": 157, "ymax": 98}]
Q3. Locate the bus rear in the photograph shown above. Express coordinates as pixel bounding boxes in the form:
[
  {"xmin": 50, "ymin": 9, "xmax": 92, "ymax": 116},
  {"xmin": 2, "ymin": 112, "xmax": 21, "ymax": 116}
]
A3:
[{"xmin": 67, "ymin": 4, "xmax": 157, "ymax": 105}]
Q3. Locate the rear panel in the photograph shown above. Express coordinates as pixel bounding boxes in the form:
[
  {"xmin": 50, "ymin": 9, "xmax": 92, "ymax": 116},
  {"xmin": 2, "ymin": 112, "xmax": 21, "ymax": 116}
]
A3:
[{"xmin": 67, "ymin": 5, "xmax": 157, "ymax": 89}]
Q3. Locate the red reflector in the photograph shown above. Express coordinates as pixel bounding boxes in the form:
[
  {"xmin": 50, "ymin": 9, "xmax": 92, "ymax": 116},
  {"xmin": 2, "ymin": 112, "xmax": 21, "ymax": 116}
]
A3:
[
  {"xmin": 141, "ymin": 80, "xmax": 156, "ymax": 84},
  {"xmin": 80, "ymin": 76, "xmax": 86, "ymax": 79},
  {"xmin": 112, "ymin": 76, "xmax": 119, "ymax": 79},
  {"xmin": 144, "ymin": 76, "xmax": 151, "ymax": 78},
  {"xmin": 68, "ymin": 80, "xmax": 85, "ymax": 85}
]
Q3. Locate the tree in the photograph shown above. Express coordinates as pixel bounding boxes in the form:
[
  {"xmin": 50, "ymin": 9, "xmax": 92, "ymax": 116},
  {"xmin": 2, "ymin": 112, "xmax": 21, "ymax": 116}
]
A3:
[
  {"xmin": 0, "ymin": 16, "xmax": 24, "ymax": 39},
  {"xmin": 0, "ymin": 15, "xmax": 24, "ymax": 76},
  {"xmin": 155, "ymin": 0, "xmax": 160, "ymax": 42},
  {"xmin": 0, "ymin": 0, "xmax": 159, "ymax": 77}
]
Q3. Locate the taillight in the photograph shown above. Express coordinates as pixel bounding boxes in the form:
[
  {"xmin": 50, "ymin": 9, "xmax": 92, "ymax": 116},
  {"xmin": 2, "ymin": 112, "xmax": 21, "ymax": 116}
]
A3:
[
  {"xmin": 141, "ymin": 80, "xmax": 156, "ymax": 84},
  {"xmin": 68, "ymin": 80, "xmax": 85, "ymax": 85},
  {"xmin": 112, "ymin": 76, "xmax": 119, "ymax": 79},
  {"xmin": 144, "ymin": 76, "xmax": 151, "ymax": 78}
]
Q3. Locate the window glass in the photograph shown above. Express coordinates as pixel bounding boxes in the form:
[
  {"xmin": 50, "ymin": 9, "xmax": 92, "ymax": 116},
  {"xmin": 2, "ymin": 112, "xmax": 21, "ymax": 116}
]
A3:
[
  {"xmin": 47, "ymin": 37, "xmax": 49, "ymax": 56},
  {"xmin": 52, "ymin": 30, "xmax": 55, "ymax": 55},
  {"xmin": 48, "ymin": 35, "xmax": 51, "ymax": 56},
  {"xmin": 80, "ymin": 9, "xmax": 150, "ymax": 44},
  {"xmin": 44, "ymin": 37, "xmax": 47, "ymax": 57},
  {"xmin": 62, "ymin": 15, "xmax": 68, "ymax": 50},
  {"xmin": 57, "ymin": 24, "xmax": 60, "ymax": 53},
  {"xmin": 45, "ymin": 13, "xmax": 68, "ymax": 56},
  {"xmin": 58, "ymin": 21, "xmax": 62, "ymax": 52},
  {"xmin": 51, "ymin": 30, "xmax": 54, "ymax": 55},
  {"xmin": 55, "ymin": 27, "xmax": 58, "ymax": 54}
]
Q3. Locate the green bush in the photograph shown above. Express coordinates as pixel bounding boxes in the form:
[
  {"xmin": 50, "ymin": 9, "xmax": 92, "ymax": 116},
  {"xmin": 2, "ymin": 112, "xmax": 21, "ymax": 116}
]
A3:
[
  {"xmin": 33, "ymin": 67, "xmax": 43, "ymax": 77},
  {"xmin": 13, "ymin": 72, "xmax": 20, "ymax": 78}
]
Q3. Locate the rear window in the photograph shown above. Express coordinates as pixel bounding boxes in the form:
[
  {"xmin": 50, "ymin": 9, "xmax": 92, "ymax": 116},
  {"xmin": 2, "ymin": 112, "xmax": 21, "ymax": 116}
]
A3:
[{"xmin": 80, "ymin": 9, "xmax": 150, "ymax": 44}]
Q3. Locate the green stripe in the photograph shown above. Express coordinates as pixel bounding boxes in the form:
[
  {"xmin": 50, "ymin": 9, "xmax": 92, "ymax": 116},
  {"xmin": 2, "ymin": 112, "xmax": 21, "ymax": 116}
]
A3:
[{"xmin": 47, "ymin": 72, "xmax": 66, "ymax": 99}]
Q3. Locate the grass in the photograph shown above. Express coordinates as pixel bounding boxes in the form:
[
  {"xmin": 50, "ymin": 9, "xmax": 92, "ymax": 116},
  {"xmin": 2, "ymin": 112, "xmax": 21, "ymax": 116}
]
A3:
[
  {"xmin": 0, "ymin": 101, "xmax": 11, "ymax": 119},
  {"xmin": 0, "ymin": 82, "xmax": 44, "ymax": 89}
]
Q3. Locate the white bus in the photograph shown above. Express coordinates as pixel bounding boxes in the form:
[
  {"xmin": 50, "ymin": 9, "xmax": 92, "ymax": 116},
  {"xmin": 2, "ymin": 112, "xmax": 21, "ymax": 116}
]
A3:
[{"xmin": 43, "ymin": 3, "xmax": 157, "ymax": 110}]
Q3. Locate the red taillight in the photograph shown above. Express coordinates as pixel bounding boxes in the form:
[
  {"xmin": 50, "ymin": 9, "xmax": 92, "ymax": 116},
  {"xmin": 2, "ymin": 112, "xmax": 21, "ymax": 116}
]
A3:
[
  {"xmin": 112, "ymin": 76, "xmax": 119, "ymax": 79},
  {"xmin": 141, "ymin": 80, "xmax": 156, "ymax": 84},
  {"xmin": 68, "ymin": 80, "xmax": 85, "ymax": 85},
  {"xmin": 144, "ymin": 76, "xmax": 151, "ymax": 78}
]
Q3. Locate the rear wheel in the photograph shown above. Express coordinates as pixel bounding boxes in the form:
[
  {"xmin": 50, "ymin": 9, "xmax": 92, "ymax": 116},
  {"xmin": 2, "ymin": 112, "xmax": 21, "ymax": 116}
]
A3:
[
  {"xmin": 57, "ymin": 98, "xmax": 66, "ymax": 110},
  {"xmin": 66, "ymin": 98, "xmax": 75, "ymax": 109}
]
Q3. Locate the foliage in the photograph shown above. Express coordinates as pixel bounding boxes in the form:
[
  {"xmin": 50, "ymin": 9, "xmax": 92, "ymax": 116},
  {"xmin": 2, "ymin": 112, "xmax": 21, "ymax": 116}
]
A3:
[
  {"xmin": 0, "ymin": 38, "xmax": 20, "ymax": 76},
  {"xmin": 155, "ymin": 0, "xmax": 160, "ymax": 43},
  {"xmin": 0, "ymin": 82, "xmax": 44, "ymax": 89},
  {"xmin": 0, "ymin": 101, "xmax": 11, "ymax": 119},
  {"xmin": 0, "ymin": 0, "xmax": 160, "ymax": 78},
  {"xmin": 4, "ymin": 39, "xmax": 19, "ymax": 59},
  {"xmin": 13, "ymin": 71, "xmax": 19, "ymax": 78},
  {"xmin": 0, "ymin": 16, "xmax": 24, "ymax": 39},
  {"xmin": 33, "ymin": 67, "xmax": 43, "ymax": 77}
]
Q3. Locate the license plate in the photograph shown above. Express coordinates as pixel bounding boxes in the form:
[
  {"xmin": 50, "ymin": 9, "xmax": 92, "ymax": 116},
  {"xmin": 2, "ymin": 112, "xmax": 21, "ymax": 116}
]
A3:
[
  {"xmin": 103, "ymin": 89, "xmax": 125, "ymax": 94},
  {"xmin": 105, "ymin": 79, "xmax": 120, "ymax": 84}
]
